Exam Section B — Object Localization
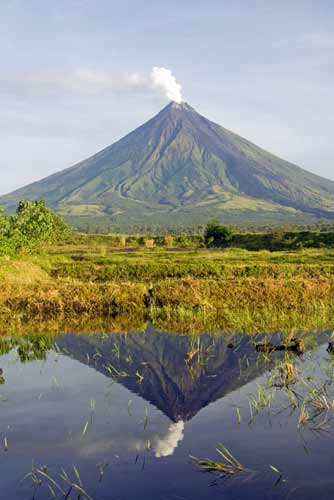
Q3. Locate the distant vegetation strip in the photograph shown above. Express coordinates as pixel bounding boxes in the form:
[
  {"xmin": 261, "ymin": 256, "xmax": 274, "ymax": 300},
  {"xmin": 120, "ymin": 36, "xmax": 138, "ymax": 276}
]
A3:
[
  {"xmin": 62, "ymin": 226, "xmax": 334, "ymax": 252},
  {"xmin": 1, "ymin": 202, "xmax": 334, "ymax": 256}
]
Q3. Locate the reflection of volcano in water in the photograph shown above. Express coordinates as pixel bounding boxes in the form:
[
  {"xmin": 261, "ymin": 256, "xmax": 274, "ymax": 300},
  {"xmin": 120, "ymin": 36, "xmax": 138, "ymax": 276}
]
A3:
[{"xmin": 56, "ymin": 328, "xmax": 310, "ymax": 422}]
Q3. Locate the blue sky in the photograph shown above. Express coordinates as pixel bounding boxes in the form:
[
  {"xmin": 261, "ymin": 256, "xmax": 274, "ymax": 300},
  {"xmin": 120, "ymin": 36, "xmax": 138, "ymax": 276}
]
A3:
[{"xmin": 1, "ymin": 0, "xmax": 333, "ymax": 195}]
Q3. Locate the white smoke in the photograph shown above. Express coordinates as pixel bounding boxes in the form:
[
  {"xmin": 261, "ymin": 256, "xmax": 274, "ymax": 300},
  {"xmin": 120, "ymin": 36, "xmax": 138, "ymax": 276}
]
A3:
[
  {"xmin": 149, "ymin": 66, "xmax": 183, "ymax": 104},
  {"xmin": 154, "ymin": 421, "xmax": 185, "ymax": 458}
]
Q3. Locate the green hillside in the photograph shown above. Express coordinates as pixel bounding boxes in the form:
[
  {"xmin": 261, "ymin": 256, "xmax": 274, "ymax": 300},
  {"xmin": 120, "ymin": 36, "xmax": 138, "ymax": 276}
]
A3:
[{"xmin": 1, "ymin": 102, "xmax": 334, "ymax": 225}]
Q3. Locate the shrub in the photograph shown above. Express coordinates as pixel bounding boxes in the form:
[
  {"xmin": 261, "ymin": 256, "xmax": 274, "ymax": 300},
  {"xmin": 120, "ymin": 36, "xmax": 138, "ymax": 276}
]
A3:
[
  {"xmin": 204, "ymin": 220, "xmax": 234, "ymax": 248},
  {"xmin": 145, "ymin": 239, "xmax": 155, "ymax": 250},
  {"xmin": 164, "ymin": 235, "xmax": 174, "ymax": 247},
  {"xmin": 0, "ymin": 200, "xmax": 71, "ymax": 255}
]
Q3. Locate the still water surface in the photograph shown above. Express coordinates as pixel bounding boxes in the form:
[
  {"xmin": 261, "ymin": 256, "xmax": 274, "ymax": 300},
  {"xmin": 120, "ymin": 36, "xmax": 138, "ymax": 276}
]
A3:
[{"xmin": 0, "ymin": 327, "xmax": 334, "ymax": 499}]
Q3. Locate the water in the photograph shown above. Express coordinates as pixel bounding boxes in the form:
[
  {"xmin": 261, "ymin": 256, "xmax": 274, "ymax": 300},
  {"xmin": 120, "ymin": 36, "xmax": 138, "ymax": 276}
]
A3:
[{"xmin": 0, "ymin": 327, "xmax": 334, "ymax": 499}]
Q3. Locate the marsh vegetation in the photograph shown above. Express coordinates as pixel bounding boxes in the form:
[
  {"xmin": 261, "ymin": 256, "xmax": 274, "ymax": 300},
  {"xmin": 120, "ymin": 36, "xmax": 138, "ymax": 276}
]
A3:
[
  {"xmin": 0, "ymin": 204, "xmax": 333, "ymax": 336},
  {"xmin": 1, "ymin": 233, "xmax": 334, "ymax": 334}
]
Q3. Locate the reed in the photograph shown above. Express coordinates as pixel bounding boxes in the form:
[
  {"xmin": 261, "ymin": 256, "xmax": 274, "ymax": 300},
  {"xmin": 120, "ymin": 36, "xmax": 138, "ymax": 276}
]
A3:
[
  {"xmin": 23, "ymin": 464, "xmax": 93, "ymax": 500},
  {"xmin": 191, "ymin": 444, "xmax": 245, "ymax": 476}
]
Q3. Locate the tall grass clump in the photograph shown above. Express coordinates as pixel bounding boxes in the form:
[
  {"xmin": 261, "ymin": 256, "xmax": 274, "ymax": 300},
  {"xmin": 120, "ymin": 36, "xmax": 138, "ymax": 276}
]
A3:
[{"xmin": 191, "ymin": 444, "xmax": 245, "ymax": 476}]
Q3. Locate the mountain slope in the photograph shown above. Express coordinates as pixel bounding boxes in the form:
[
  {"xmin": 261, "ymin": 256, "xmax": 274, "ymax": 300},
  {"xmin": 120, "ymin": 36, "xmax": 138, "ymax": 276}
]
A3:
[{"xmin": 2, "ymin": 101, "xmax": 334, "ymax": 224}]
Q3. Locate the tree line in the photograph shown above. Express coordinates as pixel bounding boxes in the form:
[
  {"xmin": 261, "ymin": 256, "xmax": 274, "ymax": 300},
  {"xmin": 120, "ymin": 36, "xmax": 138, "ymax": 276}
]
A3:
[{"xmin": 1, "ymin": 202, "xmax": 334, "ymax": 254}]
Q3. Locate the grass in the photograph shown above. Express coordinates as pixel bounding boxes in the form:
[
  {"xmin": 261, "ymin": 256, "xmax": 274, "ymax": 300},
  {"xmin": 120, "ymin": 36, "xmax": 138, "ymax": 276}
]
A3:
[
  {"xmin": 298, "ymin": 403, "xmax": 310, "ymax": 428},
  {"xmin": 1, "ymin": 242, "xmax": 334, "ymax": 334},
  {"xmin": 250, "ymin": 384, "xmax": 275, "ymax": 414},
  {"xmin": 237, "ymin": 335, "xmax": 334, "ymax": 434},
  {"xmin": 191, "ymin": 444, "xmax": 245, "ymax": 476},
  {"xmin": 0, "ymin": 278, "xmax": 333, "ymax": 334},
  {"xmin": 23, "ymin": 464, "xmax": 93, "ymax": 500},
  {"xmin": 308, "ymin": 385, "xmax": 334, "ymax": 415},
  {"xmin": 48, "ymin": 247, "xmax": 334, "ymax": 282},
  {"xmin": 272, "ymin": 357, "xmax": 299, "ymax": 387}
]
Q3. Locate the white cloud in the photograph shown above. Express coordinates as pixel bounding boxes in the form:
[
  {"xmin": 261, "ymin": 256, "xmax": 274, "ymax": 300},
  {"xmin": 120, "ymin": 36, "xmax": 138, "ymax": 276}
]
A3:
[
  {"xmin": 0, "ymin": 66, "xmax": 183, "ymax": 101},
  {"xmin": 0, "ymin": 68, "xmax": 146, "ymax": 96}
]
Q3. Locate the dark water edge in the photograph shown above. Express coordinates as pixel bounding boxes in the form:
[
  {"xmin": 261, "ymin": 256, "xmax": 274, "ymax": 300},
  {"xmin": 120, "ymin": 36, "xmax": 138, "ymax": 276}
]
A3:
[{"xmin": 0, "ymin": 327, "xmax": 334, "ymax": 499}]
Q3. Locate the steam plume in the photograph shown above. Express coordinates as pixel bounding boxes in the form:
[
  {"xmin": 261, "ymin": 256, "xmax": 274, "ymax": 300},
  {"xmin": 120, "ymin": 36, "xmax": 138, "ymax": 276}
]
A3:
[
  {"xmin": 154, "ymin": 421, "xmax": 185, "ymax": 458},
  {"xmin": 150, "ymin": 67, "xmax": 183, "ymax": 103}
]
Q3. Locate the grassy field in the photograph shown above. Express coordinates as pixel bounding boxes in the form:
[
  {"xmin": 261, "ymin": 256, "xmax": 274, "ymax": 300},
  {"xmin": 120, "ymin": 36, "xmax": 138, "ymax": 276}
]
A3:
[{"xmin": 1, "ymin": 235, "xmax": 334, "ymax": 334}]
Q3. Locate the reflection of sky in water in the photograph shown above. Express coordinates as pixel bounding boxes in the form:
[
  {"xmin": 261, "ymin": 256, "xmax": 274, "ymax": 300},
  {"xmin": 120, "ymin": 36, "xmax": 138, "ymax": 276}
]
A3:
[
  {"xmin": 0, "ymin": 330, "xmax": 334, "ymax": 499},
  {"xmin": 0, "ymin": 350, "xmax": 182, "ymax": 457}
]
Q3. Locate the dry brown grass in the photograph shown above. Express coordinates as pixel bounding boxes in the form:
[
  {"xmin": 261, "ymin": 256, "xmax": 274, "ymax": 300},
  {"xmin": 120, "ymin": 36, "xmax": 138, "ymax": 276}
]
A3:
[
  {"xmin": 0, "ymin": 276, "xmax": 333, "ymax": 334},
  {"xmin": 0, "ymin": 259, "xmax": 49, "ymax": 284},
  {"xmin": 0, "ymin": 281, "xmax": 146, "ymax": 318}
]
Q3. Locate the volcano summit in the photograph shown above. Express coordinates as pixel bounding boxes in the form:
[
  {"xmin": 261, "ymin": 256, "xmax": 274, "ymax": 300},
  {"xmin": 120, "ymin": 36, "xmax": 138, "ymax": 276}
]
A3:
[{"xmin": 2, "ymin": 101, "xmax": 334, "ymax": 225}]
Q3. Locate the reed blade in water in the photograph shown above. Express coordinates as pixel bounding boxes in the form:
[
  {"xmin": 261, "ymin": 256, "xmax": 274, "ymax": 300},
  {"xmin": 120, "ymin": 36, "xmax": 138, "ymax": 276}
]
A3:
[{"xmin": 191, "ymin": 444, "xmax": 245, "ymax": 476}]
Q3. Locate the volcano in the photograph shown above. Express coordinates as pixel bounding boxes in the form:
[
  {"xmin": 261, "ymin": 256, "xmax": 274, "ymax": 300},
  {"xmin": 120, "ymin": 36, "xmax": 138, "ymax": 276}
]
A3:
[{"xmin": 2, "ymin": 101, "xmax": 334, "ymax": 225}]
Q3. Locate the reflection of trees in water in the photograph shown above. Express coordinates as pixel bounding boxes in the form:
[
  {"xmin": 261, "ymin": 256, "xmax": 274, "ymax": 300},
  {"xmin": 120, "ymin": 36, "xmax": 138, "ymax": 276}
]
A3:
[
  {"xmin": 16, "ymin": 336, "xmax": 53, "ymax": 363},
  {"xmin": 0, "ymin": 335, "xmax": 53, "ymax": 385}
]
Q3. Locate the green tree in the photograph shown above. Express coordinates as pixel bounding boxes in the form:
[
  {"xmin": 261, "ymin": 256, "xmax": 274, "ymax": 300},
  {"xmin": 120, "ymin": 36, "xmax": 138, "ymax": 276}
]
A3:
[
  {"xmin": 13, "ymin": 200, "xmax": 70, "ymax": 251},
  {"xmin": 0, "ymin": 207, "xmax": 15, "ymax": 255},
  {"xmin": 1, "ymin": 200, "xmax": 71, "ymax": 254},
  {"xmin": 0, "ymin": 208, "xmax": 10, "ymax": 237},
  {"xmin": 204, "ymin": 220, "xmax": 234, "ymax": 248}
]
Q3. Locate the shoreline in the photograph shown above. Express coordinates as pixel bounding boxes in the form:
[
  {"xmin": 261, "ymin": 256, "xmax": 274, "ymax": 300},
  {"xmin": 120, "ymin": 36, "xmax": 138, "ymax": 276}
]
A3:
[{"xmin": 1, "ymin": 276, "xmax": 333, "ymax": 335}]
